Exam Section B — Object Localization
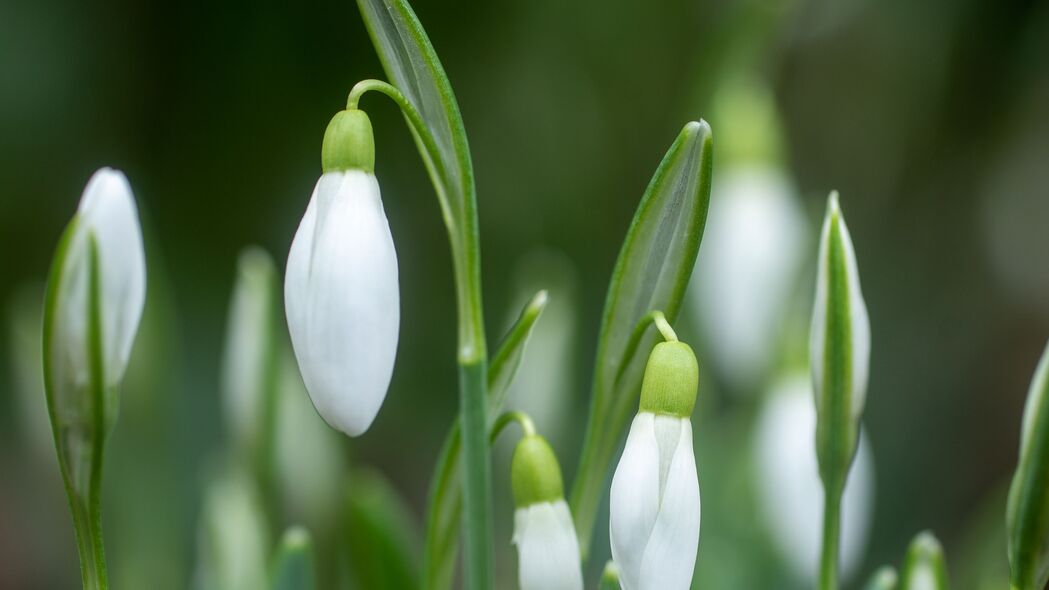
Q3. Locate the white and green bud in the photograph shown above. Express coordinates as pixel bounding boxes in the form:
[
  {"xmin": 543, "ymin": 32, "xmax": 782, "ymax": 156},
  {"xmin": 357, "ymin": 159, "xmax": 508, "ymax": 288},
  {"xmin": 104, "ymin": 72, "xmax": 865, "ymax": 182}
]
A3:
[
  {"xmin": 285, "ymin": 107, "xmax": 400, "ymax": 437},
  {"xmin": 609, "ymin": 341, "xmax": 701, "ymax": 590},
  {"xmin": 510, "ymin": 435, "xmax": 583, "ymax": 590},
  {"xmin": 599, "ymin": 560, "xmax": 622, "ymax": 590},
  {"xmin": 43, "ymin": 167, "xmax": 146, "ymax": 496},
  {"xmin": 810, "ymin": 191, "xmax": 870, "ymax": 488},
  {"xmin": 1007, "ymin": 340, "xmax": 1049, "ymax": 590},
  {"xmin": 900, "ymin": 532, "xmax": 948, "ymax": 590}
]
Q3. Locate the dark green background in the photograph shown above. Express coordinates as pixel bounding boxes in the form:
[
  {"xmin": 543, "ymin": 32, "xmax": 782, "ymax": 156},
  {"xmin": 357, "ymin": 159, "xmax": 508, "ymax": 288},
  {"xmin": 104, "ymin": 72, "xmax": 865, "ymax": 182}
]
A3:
[{"xmin": 1, "ymin": 0, "xmax": 1048, "ymax": 587}]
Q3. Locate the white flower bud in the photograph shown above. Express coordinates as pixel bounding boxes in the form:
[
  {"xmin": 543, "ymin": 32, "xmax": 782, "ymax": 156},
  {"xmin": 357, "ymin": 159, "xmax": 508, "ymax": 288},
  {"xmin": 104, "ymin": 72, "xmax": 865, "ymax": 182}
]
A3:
[
  {"xmin": 49, "ymin": 168, "xmax": 146, "ymax": 399},
  {"xmin": 513, "ymin": 500, "xmax": 583, "ymax": 590},
  {"xmin": 609, "ymin": 412, "xmax": 700, "ymax": 590},
  {"xmin": 284, "ymin": 169, "xmax": 399, "ymax": 437},
  {"xmin": 510, "ymin": 435, "xmax": 583, "ymax": 590}
]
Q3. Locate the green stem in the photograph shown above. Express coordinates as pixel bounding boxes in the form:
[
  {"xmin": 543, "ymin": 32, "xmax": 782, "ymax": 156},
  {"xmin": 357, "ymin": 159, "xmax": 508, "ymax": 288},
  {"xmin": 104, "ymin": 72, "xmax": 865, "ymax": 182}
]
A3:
[
  {"xmin": 819, "ymin": 484, "xmax": 842, "ymax": 590},
  {"xmin": 459, "ymin": 361, "xmax": 492, "ymax": 589},
  {"xmin": 490, "ymin": 411, "xmax": 536, "ymax": 442}
]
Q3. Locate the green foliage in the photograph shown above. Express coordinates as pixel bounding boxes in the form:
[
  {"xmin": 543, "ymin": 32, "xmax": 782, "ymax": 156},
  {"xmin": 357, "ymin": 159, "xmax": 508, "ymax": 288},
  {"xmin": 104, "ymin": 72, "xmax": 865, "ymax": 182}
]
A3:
[
  {"xmin": 345, "ymin": 470, "xmax": 421, "ymax": 590},
  {"xmin": 270, "ymin": 528, "xmax": 316, "ymax": 590}
]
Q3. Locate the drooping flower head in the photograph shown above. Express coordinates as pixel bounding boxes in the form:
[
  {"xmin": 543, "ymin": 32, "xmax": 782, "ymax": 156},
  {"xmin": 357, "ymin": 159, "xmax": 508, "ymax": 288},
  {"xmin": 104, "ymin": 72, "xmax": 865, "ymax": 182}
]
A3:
[
  {"xmin": 284, "ymin": 108, "xmax": 399, "ymax": 437},
  {"xmin": 609, "ymin": 340, "xmax": 701, "ymax": 590}
]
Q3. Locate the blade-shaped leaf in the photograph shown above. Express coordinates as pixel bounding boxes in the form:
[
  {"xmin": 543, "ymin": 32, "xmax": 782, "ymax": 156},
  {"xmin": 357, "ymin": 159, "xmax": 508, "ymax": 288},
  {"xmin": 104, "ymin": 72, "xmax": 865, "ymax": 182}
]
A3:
[
  {"xmin": 271, "ymin": 527, "xmax": 316, "ymax": 590},
  {"xmin": 569, "ymin": 120, "xmax": 713, "ymax": 558},
  {"xmin": 346, "ymin": 469, "xmax": 422, "ymax": 590},
  {"xmin": 900, "ymin": 531, "xmax": 949, "ymax": 590},
  {"xmin": 355, "ymin": 0, "xmax": 483, "ymax": 356},
  {"xmin": 423, "ymin": 291, "xmax": 548, "ymax": 590}
]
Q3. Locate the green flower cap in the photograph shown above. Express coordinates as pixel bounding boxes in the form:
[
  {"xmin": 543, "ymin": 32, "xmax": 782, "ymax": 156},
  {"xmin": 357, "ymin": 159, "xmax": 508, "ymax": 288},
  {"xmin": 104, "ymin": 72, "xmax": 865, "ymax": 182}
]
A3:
[
  {"xmin": 639, "ymin": 341, "xmax": 699, "ymax": 418},
  {"xmin": 511, "ymin": 435, "xmax": 564, "ymax": 508},
  {"xmin": 321, "ymin": 109, "xmax": 375, "ymax": 173}
]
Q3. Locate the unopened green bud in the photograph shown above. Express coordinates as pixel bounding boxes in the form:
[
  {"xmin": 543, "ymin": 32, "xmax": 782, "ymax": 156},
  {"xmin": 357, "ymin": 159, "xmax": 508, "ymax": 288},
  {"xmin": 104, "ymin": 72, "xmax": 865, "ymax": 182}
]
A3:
[
  {"xmin": 511, "ymin": 435, "xmax": 564, "ymax": 508},
  {"xmin": 321, "ymin": 109, "xmax": 374, "ymax": 173},
  {"xmin": 900, "ymin": 531, "xmax": 948, "ymax": 590},
  {"xmin": 639, "ymin": 341, "xmax": 699, "ymax": 418}
]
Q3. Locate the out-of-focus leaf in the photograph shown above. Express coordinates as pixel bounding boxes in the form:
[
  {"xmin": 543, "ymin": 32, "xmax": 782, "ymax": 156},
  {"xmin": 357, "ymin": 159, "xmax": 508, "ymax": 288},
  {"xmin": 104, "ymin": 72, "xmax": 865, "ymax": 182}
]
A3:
[
  {"xmin": 271, "ymin": 527, "xmax": 316, "ymax": 590},
  {"xmin": 346, "ymin": 469, "xmax": 421, "ymax": 590},
  {"xmin": 195, "ymin": 467, "xmax": 270, "ymax": 590},
  {"xmin": 1007, "ymin": 341, "xmax": 1049, "ymax": 590},
  {"xmin": 569, "ymin": 121, "xmax": 713, "ymax": 557},
  {"xmin": 600, "ymin": 560, "xmax": 622, "ymax": 590},
  {"xmin": 422, "ymin": 291, "xmax": 548, "ymax": 590}
]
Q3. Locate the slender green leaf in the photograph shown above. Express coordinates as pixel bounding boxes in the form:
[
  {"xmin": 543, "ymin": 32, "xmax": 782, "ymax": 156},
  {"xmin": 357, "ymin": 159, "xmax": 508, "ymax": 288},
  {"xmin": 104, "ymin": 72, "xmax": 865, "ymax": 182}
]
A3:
[
  {"xmin": 423, "ymin": 291, "xmax": 549, "ymax": 590},
  {"xmin": 1007, "ymin": 340, "xmax": 1049, "ymax": 590},
  {"xmin": 271, "ymin": 527, "xmax": 316, "ymax": 590},
  {"xmin": 864, "ymin": 566, "xmax": 899, "ymax": 590},
  {"xmin": 345, "ymin": 469, "xmax": 421, "ymax": 590},
  {"xmin": 355, "ymin": 0, "xmax": 482, "ymax": 356},
  {"xmin": 569, "ymin": 121, "xmax": 713, "ymax": 557},
  {"xmin": 900, "ymin": 531, "xmax": 949, "ymax": 590}
]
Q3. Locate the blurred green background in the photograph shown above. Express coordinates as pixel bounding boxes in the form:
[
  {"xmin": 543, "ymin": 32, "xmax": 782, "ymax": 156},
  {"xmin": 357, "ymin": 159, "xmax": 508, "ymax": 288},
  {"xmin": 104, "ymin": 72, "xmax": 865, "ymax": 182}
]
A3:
[{"xmin": 2, "ymin": 0, "xmax": 1048, "ymax": 587}]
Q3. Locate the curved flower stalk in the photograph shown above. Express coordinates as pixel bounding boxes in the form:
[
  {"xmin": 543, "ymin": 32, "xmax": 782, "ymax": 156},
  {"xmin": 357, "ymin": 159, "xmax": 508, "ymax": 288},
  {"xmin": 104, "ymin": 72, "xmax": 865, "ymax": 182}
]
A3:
[
  {"xmin": 810, "ymin": 191, "xmax": 871, "ymax": 590},
  {"xmin": 753, "ymin": 374, "xmax": 874, "ymax": 584},
  {"xmin": 899, "ymin": 532, "xmax": 948, "ymax": 590},
  {"xmin": 1007, "ymin": 340, "xmax": 1049, "ymax": 590},
  {"xmin": 609, "ymin": 328, "xmax": 701, "ymax": 590},
  {"xmin": 284, "ymin": 109, "xmax": 400, "ymax": 437},
  {"xmin": 509, "ymin": 430, "xmax": 583, "ymax": 590},
  {"xmin": 42, "ymin": 167, "xmax": 146, "ymax": 589}
]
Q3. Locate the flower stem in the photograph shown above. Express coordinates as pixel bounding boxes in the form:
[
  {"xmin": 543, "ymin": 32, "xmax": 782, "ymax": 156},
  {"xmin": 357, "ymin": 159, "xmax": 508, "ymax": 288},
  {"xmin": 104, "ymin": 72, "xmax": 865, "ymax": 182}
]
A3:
[
  {"xmin": 490, "ymin": 411, "xmax": 536, "ymax": 441},
  {"xmin": 351, "ymin": 76, "xmax": 492, "ymax": 589},
  {"xmin": 819, "ymin": 483, "xmax": 842, "ymax": 590},
  {"xmin": 459, "ymin": 360, "xmax": 492, "ymax": 589}
]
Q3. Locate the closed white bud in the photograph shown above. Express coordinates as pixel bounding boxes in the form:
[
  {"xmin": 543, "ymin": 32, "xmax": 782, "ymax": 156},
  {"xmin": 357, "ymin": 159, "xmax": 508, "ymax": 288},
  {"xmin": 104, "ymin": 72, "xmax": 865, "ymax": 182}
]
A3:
[
  {"xmin": 609, "ymin": 412, "xmax": 700, "ymax": 590},
  {"xmin": 284, "ymin": 169, "xmax": 399, "ymax": 437}
]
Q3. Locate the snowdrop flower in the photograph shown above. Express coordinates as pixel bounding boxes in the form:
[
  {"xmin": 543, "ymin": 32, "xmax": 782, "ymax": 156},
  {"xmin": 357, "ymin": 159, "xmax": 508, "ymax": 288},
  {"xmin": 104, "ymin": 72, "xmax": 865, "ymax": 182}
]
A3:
[
  {"xmin": 510, "ymin": 433, "xmax": 583, "ymax": 590},
  {"xmin": 44, "ymin": 167, "xmax": 146, "ymax": 492},
  {"xmin": 284, "ymin": 108, "xmax": 399, "ymax": 437},
  {"xmin": 753, "ymin": 374, "xmax": 874, "ymax": 584},
  {"xmin": 810, "ymin": 192, "xmax": 870, "ymax": 481},
  {"xmin": 690, "ymin": 166, "xmax": 807, "ymax": 392},
  {"xmin": 609, "ymin": 340, "xmax": 701, "ymax": 590}
]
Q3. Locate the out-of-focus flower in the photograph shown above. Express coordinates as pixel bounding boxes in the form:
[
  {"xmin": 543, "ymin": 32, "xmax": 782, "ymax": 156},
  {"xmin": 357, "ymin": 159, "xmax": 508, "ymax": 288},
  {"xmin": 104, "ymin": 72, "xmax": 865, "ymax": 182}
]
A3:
[
  {"xmin": 221, "ymin": 247, "xmax": 278, "ymax": 457},
  {"xmin": 284, "ymin": 109, "xmax": 399, "ymax": 437},
  {"xmin": 691, "ymin": 166, "xmax": 807, "ymax": 392},
  {"xmin": 753, "ymin": 374, "xmax": 874, "ymax": 583},
  {"xmin": 193, "ymin": 468, "xmax": 269, "ymax": 590},
  {"xmin": 510, "ymin": 434, "xmax": 583, "ymax": 590},
  {"xmin": 610, "ymin": 341, "xmax": 701, "ymax": 590},
  {"xmin": 900, "ymin": 532, "xmax": 949, "ymax": 590}
]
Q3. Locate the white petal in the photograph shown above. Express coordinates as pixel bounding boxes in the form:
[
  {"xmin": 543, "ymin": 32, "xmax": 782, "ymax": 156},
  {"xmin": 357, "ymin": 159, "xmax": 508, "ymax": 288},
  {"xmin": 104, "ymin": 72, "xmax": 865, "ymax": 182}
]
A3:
[
  {"xmin": 639, "ymin": 418, "xmax": 700, "ymax": 590},
  {"xmin": 284, "ymin": 171, "xmax": 399, "ymax": 437},
  {"xmin": 513, "ymin": 501, "xmax": 583, "ymax": 590},
  {"xmin": 52, "ymin": 167, "xmax": 145, "ymax": 395},
  {"xmin": 609, "ymin": 413, "xmax": 660, "ymax": 590},
  {"xmin": 753, "ymin": 375, "xmax": 875, "ymax": 583},
  {"xmin": 691, "ymin": 166, "xmax": 807, "ymax": 392},
  {"xmin": 810, "ymin": 193, "xmax": 870, "ymax": 419}
]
